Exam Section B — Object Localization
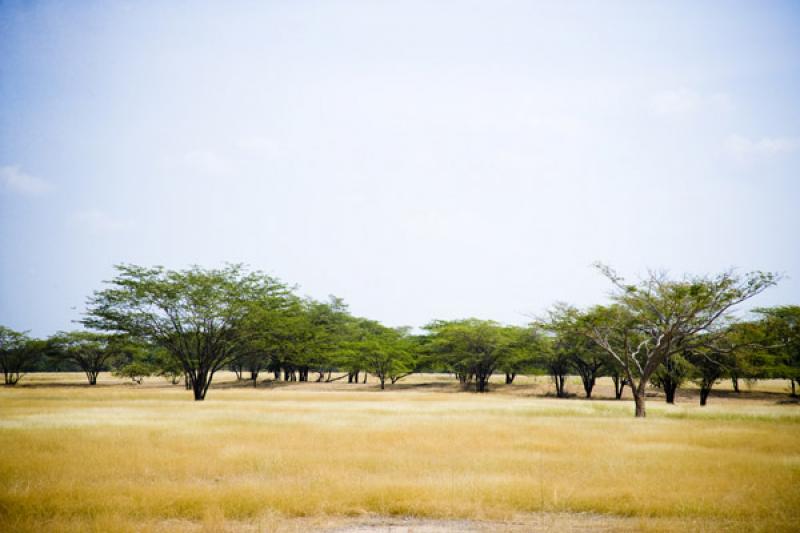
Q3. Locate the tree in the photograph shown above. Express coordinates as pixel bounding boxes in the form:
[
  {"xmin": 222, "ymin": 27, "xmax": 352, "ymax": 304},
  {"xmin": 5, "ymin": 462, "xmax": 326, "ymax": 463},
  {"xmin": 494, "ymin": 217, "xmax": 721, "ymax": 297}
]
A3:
[
  {"xmin": 84, "ymin": 264, "xmax": 291, "ymax": 400},
  {"xmin": 497, "ymin": 326, "xmax": 540, "ymax": 385},
  {"xmin": 425, "ymin": 319, "xmax": 512, "ymax": 393},
  {"xmin": 352, "ymin": 321, "xmax": 415, "ymax": 389},
  {"xmin": 114, "ymin": 361, "xmax": 153, "ymax": 384},
  {"xmin": 650, "ymin": 351, "xmax": 692, "ymax": 404},
  {"xmin": 586, "ymin": 265, "xmax": 777, "ymax": 417},
  {"xmin": 542, "ymin": 305, "xmax": 609, "ymax": 398},
  {"xmin": 754, "ymin": 306, "xmax": 800, "ymax": 396},
  {"xmin": 0, "ymin": 326, "xmax": 42, "ymax": 385},
  {"xmin": 49, "ymin": 331, "xmax": 120, "ymax": 385}
]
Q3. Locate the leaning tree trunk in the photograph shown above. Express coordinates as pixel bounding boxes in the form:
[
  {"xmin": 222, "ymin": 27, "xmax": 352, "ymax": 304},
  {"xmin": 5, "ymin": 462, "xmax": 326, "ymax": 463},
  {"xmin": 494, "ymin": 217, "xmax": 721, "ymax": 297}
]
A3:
[
  {"xmin": 580, "ymin": 373, "xmax": 595, "ymax": 399},
  {"xmin": 505, "ymin": 373, "xmax": 516, "ymax": 384}
]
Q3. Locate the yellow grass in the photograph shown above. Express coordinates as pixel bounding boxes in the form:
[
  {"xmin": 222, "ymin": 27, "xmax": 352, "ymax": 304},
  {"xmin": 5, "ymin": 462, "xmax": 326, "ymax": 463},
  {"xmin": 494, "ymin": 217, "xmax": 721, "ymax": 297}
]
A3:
[{"xmin": 0, "ymin": 373, "xmax": 798, "ymax": 532}]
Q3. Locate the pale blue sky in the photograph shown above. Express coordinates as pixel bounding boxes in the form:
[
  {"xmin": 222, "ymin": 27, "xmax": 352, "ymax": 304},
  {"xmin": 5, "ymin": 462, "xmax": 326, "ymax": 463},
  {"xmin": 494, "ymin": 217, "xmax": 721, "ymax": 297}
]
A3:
[{"xmin": 1, "ymin": 0, "xmax": 799, "ymax": 337}]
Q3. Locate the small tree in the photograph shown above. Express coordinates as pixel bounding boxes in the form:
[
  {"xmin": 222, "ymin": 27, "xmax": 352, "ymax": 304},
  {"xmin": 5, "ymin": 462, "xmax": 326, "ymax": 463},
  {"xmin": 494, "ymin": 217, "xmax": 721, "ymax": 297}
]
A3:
[
  {"xmin": 650, "ymin": 352, "xmax": 692, "ymax": 404},
  {"xmin": 0, "ymin": 326, "xmax": 42, "ymax": 385},
  {"xmin": 586, "ymin": 265, "xmax": 777, "ymax": 417},
  {"xmin": 754, "ymin": 306, "xmax": 800, "ymax": 396},
  {"xmin": 354, "ymin": 321, "xmax": 415, "ymax": 390},
  {"xmin": 426, "ymin": 319, "xmax": 512, "ymax": 393},
  {"xmin": 49, "ymin": 331, "xmax": 119, "ymax": 385}
]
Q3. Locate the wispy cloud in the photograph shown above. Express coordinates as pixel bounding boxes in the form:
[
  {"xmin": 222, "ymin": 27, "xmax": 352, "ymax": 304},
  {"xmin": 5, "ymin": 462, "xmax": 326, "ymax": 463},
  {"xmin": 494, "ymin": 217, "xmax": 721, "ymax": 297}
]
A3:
[
  {"xmin": 0, "ymin": 165, "xmax": 53, "ymax": 196},
  {"xmin": 725, "ymin": 135, "xmax": 800, "ymax": 159}
]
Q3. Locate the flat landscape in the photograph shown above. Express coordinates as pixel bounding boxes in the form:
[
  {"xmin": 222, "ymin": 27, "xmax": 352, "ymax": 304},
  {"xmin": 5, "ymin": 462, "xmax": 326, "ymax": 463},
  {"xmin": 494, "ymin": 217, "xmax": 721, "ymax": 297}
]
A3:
[{"xmin": 1, "ymin": 373, "xmax": 797, "ymax": 532}]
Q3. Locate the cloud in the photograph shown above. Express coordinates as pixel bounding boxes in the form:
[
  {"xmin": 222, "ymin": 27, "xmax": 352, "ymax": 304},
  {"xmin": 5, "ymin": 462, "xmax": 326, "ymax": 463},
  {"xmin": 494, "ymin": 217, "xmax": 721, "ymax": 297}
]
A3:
[
  {"xmin": 71, "ymin": 209, "xmax": 134, "ymax": 235},
  {"xmin": 183, "ymin": 150, "xmax": 232, "ymax": 175},
  {"xmin": 0, "ymin": 165, "xmax": 53, "ymax": 196},
  {"xmin": 725, "ymin": 135, "xmax": 800, "ymax": 159}
]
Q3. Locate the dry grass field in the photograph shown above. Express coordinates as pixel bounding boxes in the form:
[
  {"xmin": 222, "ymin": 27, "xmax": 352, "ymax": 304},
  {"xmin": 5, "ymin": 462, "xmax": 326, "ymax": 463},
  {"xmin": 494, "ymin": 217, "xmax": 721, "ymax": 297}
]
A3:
[{"xmin": 0, "ymin": 373, "xmax": 798, "ymax": 532}]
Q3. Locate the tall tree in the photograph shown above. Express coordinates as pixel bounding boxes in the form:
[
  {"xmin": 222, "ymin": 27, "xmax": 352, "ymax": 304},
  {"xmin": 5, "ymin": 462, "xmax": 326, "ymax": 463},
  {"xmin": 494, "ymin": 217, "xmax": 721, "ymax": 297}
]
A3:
[
  {"xmin": 586, "ymin": 265, "xmax": 777, "ymax": 417},
  {"xmin": 84, "ymin": 264, "xmax": 291, "ymax": 400}
]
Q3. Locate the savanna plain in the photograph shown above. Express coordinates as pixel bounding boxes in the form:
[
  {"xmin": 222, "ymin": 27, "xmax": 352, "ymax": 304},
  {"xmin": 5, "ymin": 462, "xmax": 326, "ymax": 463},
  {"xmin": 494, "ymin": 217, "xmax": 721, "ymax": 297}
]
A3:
[{"xmin": 0, "ymin": 373, "xmax": 797, "ymax": 532}]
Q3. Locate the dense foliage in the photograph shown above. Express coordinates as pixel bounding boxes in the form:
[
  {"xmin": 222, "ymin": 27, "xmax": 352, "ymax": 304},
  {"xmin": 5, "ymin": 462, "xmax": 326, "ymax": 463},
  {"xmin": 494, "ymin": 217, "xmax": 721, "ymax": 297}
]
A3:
[{"xmin": 2, "ymin": 264, "xmax": 796, "ymax": 416}]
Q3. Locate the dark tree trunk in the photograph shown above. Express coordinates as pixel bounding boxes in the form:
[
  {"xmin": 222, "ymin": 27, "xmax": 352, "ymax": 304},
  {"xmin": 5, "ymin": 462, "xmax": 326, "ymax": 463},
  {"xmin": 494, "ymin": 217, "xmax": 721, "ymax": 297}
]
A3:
[
  {"xmin": 552, "ymin": 373, "xmax": 567, "ymax": 398},
  {"xmin": 379, "ymin": 376, "xmax": 385, "ymax": 390},
  {"xmin": 700, "ymin": 385, "xmax": 712, "ymax": 406},
  {"xmin": 580, "ymin": 374, "xmax": 595, "ymax": 399},
  {"xmin": 612, "ymin": 374, "xmax": 626, "ymax": 400},
  {"xmin": 363, "ymin": 372, "xmax": 368, "ymax": 384},
  {"xmin": 664, "ymin": 381, "xmax": 678, "ymax": 404},
  {"xmin": 731, "ymin": 375, "xmax": 740, "ymax": 393},
  {"xmin": 192, "ymin": 372, "xmax": 207, "ymax": 401},
  {"xmin": 505, "ymin": 373, "xmax": 516, "ymax": 384},
  {"xmin": 791, "ymin": 379, "xmax": 797, "ymax": 397},
  {"xmin": 184, "ymin": 373, "xmax": 191, "ymax": 390},
  {"xmin": 476, "ymin": 373, "xmax": 489, "ymax": 393}
]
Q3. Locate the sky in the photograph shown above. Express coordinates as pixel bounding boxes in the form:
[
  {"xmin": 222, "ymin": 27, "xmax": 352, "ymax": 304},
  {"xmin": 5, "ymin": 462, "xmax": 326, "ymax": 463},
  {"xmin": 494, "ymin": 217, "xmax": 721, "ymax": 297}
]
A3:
[{"xmin": 1, "ymin": 0, "xmax": 799, "ymax": 337}]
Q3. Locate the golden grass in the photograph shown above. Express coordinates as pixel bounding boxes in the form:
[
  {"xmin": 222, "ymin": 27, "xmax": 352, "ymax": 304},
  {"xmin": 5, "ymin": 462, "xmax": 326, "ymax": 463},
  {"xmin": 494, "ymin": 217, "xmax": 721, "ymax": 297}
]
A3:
[{"xmin": 0, "ymin": 373, "xmax": 798, "ymax": 532}]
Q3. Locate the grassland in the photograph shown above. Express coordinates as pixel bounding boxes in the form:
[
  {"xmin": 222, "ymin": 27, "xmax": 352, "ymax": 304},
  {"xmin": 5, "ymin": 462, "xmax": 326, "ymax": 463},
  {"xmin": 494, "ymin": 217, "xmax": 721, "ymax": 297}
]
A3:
[{"xmin": 0, "ymin": 373, "xmax": 798, "ymax": 532}]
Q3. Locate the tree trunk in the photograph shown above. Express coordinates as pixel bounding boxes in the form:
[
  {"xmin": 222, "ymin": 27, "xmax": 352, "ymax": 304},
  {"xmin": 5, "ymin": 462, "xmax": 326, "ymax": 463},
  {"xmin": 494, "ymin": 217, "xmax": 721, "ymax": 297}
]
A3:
[
  {"xmin": 505, "ymin": 373, "xmax": 516, "ymax": 384},
  {"xmin": 380, "ymin": 376, "xmax": 385, "ymax": 390},
  {"xmin": 699, "ymin": 385, "xmax": 712, "ymax": 406},
  {"xmin": 363, "ymin": 372, "xmax": 367, "ymax": 384},
  {"xmin": 192, "ymin": 372, "xmax": 207, "ymax": 401},
  {"xmin": 476, "ymin": 373, "xmax": 489, "ymax": 393},
  {"xmin": 664, "ymin": 381, "xmax": 677, "ymax": 404},
  {"xmin": 791, "ymin": 379, "xmax": 797, "ymax": 397},
  {"xmin": 611, "ymin": 374, "xmax": 626, "ymax": 400},
  {"xmin": 633, "ymin": 387, "xmax": 646, "ymax": 418},
  {"xmin": 731, "ymin": 375, "xmax": 740, "ymax": 393},
  {"xmin": 580, "ymin": 374, "xmax": 595, "ymax": 399}
]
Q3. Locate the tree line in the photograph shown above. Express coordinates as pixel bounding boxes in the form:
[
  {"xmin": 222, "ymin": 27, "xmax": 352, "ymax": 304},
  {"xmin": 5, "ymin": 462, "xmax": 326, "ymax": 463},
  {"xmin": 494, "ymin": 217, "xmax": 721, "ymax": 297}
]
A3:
[{"xmin": 1, "ymin": 263, "xmax": 797, "ymax": 417}]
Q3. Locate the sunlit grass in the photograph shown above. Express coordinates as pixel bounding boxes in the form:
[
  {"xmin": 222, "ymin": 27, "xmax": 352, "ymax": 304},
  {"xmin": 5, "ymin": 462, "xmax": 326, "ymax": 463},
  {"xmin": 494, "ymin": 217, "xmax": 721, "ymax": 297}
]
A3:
[{"xmin": 0, "ymin": 373, "xmax": 798, "ymax": 531}]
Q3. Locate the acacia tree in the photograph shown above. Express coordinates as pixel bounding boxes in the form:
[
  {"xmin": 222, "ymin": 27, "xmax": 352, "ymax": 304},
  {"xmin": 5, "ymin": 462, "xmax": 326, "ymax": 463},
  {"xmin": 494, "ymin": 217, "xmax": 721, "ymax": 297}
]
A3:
[
  {"xmin": 542, "ymin": 305, "xmax": 608, "ymax": 398},
  {"xmin": 0, "ymin": 326, "xmax": 42, "ymax": 385},
  {"xmin": 84, "ymin": 264, "xmax": 291, "ymax": 400},
  {"xmin": 650, "ymin": 352, "xmax": 692, "ymax": 404},
  {"xmin": 426, "ymin": 319, "xmax": 512, "ymax": 393},
  {"xmin": 755, "ymin": 306, "xmax": 800, "ymax": 396},
  {"xmin": 352, "ymin": 321, "xmax": 415, "ymax": 390},
  {"xmin": 49, "ymin": 331, "xmax": 120, "ymax": 385},
  {"xmin": 586, "ymin": 265, "xmax": 777, "ymax": 417}
]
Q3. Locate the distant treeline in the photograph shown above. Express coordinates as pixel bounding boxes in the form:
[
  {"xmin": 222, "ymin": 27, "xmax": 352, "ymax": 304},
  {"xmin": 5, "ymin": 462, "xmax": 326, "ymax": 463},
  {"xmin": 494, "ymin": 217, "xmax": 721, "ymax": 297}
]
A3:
[{"xmin": 1, "ymin": 263, "xmax": 797, "ymax": 417}]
